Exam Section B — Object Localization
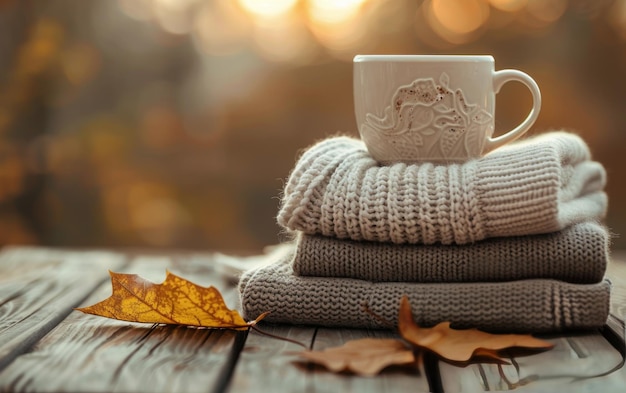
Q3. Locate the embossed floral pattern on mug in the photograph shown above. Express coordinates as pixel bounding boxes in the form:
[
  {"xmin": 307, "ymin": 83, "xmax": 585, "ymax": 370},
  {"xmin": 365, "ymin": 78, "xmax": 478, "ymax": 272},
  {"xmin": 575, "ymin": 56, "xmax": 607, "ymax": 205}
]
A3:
[{"xmin": 361, "ymin": 72, "xmax": 493, "ymax": 162}]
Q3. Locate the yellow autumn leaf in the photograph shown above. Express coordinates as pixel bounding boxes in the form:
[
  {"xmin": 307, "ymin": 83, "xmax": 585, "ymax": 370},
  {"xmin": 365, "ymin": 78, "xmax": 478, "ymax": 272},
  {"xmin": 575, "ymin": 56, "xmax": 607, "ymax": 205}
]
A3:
[
  {"xmin": 397, "ymin": 296, "xmax": 553, "ymax": 363},
  {"xmin": 76, "ymin": 270, "xmax": 263, "ymax": 328},
  {"xmin": 297, "ymin": 338, "xmax": 416, "ymax": 377}
]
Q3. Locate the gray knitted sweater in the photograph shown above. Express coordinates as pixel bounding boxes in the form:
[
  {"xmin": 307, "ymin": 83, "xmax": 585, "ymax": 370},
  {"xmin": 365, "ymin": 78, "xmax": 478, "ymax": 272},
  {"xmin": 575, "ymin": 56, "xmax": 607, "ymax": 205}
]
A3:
[
  {"xmin": 292, "ymin": 221, "xmax": 608, "ymax": 283},
  {"xmin": 277, "ymin": 132, "xmax": 607, "ymax": 244},
  {"xmin": 238, "ymin": 251, "xmax": 611, "ymax": 333}
]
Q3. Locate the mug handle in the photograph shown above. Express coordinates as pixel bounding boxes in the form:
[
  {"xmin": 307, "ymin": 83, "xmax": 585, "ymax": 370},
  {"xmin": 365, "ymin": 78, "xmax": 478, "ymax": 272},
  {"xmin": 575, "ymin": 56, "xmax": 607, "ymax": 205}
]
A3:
[{"xmin": 484, "ymin": 69, "xmax": 542, "ymax": 153}]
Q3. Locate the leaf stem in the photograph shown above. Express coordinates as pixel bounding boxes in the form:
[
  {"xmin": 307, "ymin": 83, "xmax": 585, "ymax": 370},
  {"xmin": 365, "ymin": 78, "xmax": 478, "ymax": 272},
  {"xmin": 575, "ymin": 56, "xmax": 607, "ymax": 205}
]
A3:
[
  {"xmin": 362, "ymin": 302, "xmax": 396, "ymax": 329},
  {"xmin": 249, "ymin": 325, "xmax": 308, "ymax": 349}
]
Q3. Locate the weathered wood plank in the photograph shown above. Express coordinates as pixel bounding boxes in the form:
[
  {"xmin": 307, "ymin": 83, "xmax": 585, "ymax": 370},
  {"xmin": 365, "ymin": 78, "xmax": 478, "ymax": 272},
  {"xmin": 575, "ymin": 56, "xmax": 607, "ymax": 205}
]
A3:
[
  {"xmin": 0, "ymin": 253, "xmax": 243, "ymax": 393},
  {"xmin": 0, "ymin": 247, "xmax": 126, "ymax": 372},
  {"xmin": 309, "ymin": 328, "xmax": 430, "ymax": 392},
  {"xmin": 438, "ymin": 331, "xmax": 624, "ymax": 392},
  {"xmin": 2, "ymin": 248, "xmax": 625, "ymax": 393},
  {"xmin": 226, "ymin": 324, "xmax": 316, "ymax": 392},
  {"xmin": 438, "ymin": 255, "xmax": 626, "ymax": 392},
  {"xmin": 228, "ymin": 325, "xmax": 431, "ymax": 393},
  {"xmin": 230, "ymin": 252, "xmax": 626, "ymax": 392},
  {"xmin": 228, "ymin": 324, "xmax": 431, "ymax": 392},
  {"xmin": 608, "ymin": 252, "xmax": 626, "ymax": 326}
]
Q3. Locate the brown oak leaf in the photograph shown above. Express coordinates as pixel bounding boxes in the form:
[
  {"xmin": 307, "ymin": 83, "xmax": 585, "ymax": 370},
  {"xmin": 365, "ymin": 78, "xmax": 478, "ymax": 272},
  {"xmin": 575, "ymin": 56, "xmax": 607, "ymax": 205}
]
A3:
[
  {"xmin": 297, "ymin": 338, "xmax": 416, "ymax": 377},
  {"xmin": 397, "ymin": 295, "xmax": 553, "ymax": 363},
  {"xmin": 297, "ymin": 296, "xmax": 554, "ymax": 376},
  {"xmin": 76, "ymin": 270, "xmax": 266, "ymax": 328}
]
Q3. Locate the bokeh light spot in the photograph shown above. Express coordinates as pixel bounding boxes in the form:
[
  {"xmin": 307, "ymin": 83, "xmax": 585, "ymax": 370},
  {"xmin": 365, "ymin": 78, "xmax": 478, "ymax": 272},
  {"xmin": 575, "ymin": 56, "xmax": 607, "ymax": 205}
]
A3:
[
  {"xmin": 489, "ymin": 0, "xmax": 527, "ymax": 13},
  {"xmin": 237, "ymin": 0, "xmax": 298, "ymax": 18},
  {"xmin": 308, "ymin": 0, "xmax": 368, "ymax": 24},
  {"xmin": 117, "ymin": 0, "xmax": 153, "ymax": 21},
  {"xmin": 252, "ymin": 18, "xmax": 318, "ymax": 64},
  {"xmin": 431, "ymin": 0, "xmax": 489, "ymax": 35},
  {"xmin": 527, "ymin": 0, "xmax": 567, "ymax": 23},
  {"xmin": 193, "ymin": 1, "xmax": 249, "ymax": 56}
]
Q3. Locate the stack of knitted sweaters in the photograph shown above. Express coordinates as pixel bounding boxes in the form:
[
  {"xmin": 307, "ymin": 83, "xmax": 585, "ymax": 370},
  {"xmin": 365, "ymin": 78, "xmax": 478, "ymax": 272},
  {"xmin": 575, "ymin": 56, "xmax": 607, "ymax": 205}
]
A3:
[{"xmin": 239, "ymin": 131, "xmax": 611, "ymax": 332}]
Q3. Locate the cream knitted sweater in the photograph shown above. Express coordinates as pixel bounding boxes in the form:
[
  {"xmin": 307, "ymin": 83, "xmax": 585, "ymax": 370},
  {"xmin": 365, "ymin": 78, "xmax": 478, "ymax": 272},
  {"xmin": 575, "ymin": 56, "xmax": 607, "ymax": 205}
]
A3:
[{"xmin": 277, "ymin": 132, "xmax": 607, "ymax": 244}]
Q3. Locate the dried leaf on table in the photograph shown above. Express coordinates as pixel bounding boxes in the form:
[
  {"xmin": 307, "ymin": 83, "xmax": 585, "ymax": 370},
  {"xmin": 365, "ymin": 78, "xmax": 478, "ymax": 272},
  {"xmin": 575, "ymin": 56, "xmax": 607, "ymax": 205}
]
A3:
[
  {"xmin": 397, "ymin": 295, "xmax": 554, "ymax": 363},
  {"xmin": 297, "ymin": 296, "xmax": 555, "ymax": 376},
  {"xmin": 76, "ymin": 270, "xmax": 266, "ymax": 328},
  {"xmin": 297, "ymin": 338, "xmax": 416, "ymax": 377}
]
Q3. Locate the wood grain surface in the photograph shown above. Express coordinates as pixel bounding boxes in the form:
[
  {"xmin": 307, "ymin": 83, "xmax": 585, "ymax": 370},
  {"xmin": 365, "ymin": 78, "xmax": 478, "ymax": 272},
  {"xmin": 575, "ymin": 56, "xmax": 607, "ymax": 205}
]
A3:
[
  {"xmin": 228, "ymin": 325, "xmax": 431, "ymax": 392},
  {"xmin": 0, "ymin": 253, "xmax": 242, "ymax": 393},
  {"xmin": 0, "ymin": 247, "xmax": 126, "ymax": 372},
  {"xmin": 436, "ymin": 252, "xmax": 626, "ymax": 392},
  {"xmin": 0, "ymin": 247, "xmax": 625, "ymax": 393}
]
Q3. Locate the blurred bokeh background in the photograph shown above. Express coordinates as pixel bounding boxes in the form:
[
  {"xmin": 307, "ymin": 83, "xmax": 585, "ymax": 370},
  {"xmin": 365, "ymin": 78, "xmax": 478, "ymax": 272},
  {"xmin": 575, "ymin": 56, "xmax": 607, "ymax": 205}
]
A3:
[{"xmin": 0, "ymin": 0, "xmax": 624, "ymax": 252}]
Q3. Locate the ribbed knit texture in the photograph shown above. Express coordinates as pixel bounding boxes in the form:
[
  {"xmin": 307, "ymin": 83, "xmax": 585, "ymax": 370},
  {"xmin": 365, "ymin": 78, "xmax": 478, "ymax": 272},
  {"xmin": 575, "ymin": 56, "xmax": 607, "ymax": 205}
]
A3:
[
  {"xmin": 239, "ymin": 252, "xmax": 611, "ymax": 333},
  {"xmin": 240, "ymin": 131, "xmax": 611, "ymax": 332},
  {"xmin": 292, "ymin": 221, "xmax": 609, "ymax": 283},
  {"xmin": 277, "ymin": 132, "xmax": 607, "ymax": 244}
]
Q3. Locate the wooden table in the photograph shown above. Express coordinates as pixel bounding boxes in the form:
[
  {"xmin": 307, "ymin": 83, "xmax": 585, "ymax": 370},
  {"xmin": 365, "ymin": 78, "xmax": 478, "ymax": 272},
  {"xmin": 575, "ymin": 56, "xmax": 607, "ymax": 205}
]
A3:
[{"xmin": 0, "ymin": 246, "xmax": 624, "ymax": 393}]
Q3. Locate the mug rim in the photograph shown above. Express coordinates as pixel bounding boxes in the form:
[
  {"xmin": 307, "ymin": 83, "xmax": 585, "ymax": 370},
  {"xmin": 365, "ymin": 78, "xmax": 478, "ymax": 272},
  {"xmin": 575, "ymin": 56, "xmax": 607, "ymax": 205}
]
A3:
[{"xmin": 354, "ymin": 54, "xmax": 494, "ymax": 63}]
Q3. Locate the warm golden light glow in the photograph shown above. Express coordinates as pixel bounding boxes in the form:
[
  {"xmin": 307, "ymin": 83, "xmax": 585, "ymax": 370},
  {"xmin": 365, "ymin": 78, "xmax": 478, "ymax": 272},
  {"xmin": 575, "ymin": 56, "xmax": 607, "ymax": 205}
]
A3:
[
  {"xmin": 151, "ymin": 0, "xmax": 202, "ymax": 35},
  {"xmin": 237, "ymin": 0, "xmax": 298, "ymax": 18},
  {"xmin": 489, "ymin": 0, "xmax": 527, "ymax": 13},
  {"xmin": 112, "ymin": 0, "xmax": 597, "ymax": 62},
  {"xmin": 307, "ymin": 0, "xmax": 368, "ymax": 24},
  {"xmin": 252, "ymin": 18, "xmax": 318, "ymax": 64},
  {"xmin": 193, "ymin": 1, "xmax": 250, "ymax": 56},
  {"xmin": 154, "ymin": 0, "xmax": 199, "ymax": 11},
  {"xmin": 431, "ymin": 0, "xmax": 489, "ymax": 35},
  {"xmin": 3, "ymin": 0, "xmax": 626, "ymax": 252},
  {"xmin": 305, "ymin": 0, "xmax": 370, "ymax": 57},
  {"xmin": 422, "ymin": 0, "xmax": 489, "ymax": 44},
  {"xmin": 608, "ymin": 0, "xmax": 626, "ymax": 40},
  {"xmin": 307, "ymin": 14, "xmax": 368, "ymax": 57},
  {"xmin": 117, "ymin": 0, "xmax": 154, "ymax": 21},
  {"xmin": 61, "ymin": 43, "xmax": 100, "ymax": 86},
  {"xmin": 155, "ymin": 9, "xmax": 191, "ymax": 35},
  {"xmin": 127, "ymin": 182, "xmax": 191, "ymax": 246},
  {"xmin": 526, "ymin": 0, "xmax": 567, "ymax": 23}
]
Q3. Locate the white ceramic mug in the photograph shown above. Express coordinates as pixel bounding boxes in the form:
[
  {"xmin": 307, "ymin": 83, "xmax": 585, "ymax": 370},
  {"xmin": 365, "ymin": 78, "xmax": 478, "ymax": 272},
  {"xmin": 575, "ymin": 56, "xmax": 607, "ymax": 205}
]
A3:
[{"xmin": 354, "ymin": 55, "xmax": 541, "ymax": 163}]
